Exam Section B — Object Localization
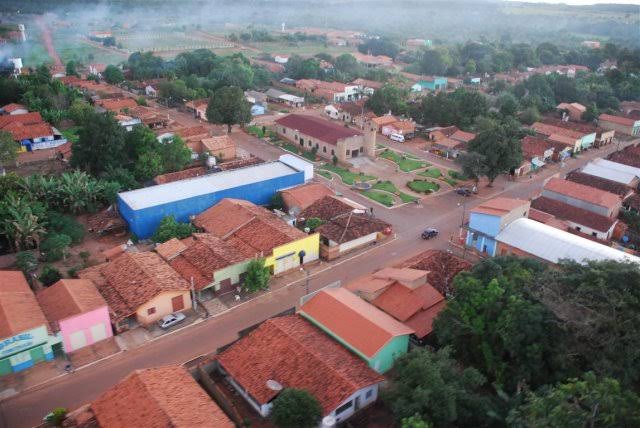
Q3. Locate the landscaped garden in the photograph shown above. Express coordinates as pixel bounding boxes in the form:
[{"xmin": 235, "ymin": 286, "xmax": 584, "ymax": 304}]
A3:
[
  {"xmin": 363, "ymin": 190, "xmax": 395, "ymax": 207},
  {"xmin": 379, "ymin": 149, "xmax": 428, "ymax": 172},
  {"xmin": 408, "ymin": 180, "xmax": 441, "ymax": 194},
  {"xmin": 372, "ymin": 180, "xmax": 418, "ymax": 204},
  {"xmin": 316, "ymin": 170, "xmax": 332, "ymax": 180},
  {"xmin": 418, "ymin": 168, "xmax": 442, "ymax": 179},
  {"xmin": 318, "ymin": 164, "xmax": 376, "ymax": 185}
]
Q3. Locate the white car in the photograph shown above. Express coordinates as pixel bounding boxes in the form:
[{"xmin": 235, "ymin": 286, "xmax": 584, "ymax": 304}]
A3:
[
  {"xmin": 390, "ymin": 133, "xmax": 405, "ymax": 143},
  {"xmin": 157, "ymin": 312, "xmax": 186, "ymax": 329}
]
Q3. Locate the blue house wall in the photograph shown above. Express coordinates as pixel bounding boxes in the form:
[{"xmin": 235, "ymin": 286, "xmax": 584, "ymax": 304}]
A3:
[
  {"xmin": 118, "ymin": 170, "xmax": 304, "ymax": 239},
  {"xmin": 580, "ymin": 133, "xmax": 596, "ymax": 149},
  {"xmin": 465, "ymin": 212, "xmax": 501, "ymax": 256},
  {"xmin": 418, "ymin": 77, "xmax": 448, "ymax": 91}
]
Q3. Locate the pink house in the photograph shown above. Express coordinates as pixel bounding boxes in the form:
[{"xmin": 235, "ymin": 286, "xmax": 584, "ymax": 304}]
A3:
[{"xmin": 37, "ymin": 279, "xmax": 113, "ymax": 353}]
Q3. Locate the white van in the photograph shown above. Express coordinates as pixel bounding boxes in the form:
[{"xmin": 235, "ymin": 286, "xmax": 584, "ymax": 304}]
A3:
[{"xmin": 390, "ymin": 133, "xmax": 405, "ymax": 143}]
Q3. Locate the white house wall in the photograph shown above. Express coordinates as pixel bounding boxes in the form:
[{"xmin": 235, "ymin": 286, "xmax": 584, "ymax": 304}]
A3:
[{"xmin": 338, "ymin": 233, "xmax": 378, "ymax": 254}]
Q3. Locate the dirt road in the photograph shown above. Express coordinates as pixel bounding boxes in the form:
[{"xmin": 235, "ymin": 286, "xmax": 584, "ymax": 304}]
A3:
[{"xmin": 35, "ymin": 16, "xmax": 62, "ymax": 67}]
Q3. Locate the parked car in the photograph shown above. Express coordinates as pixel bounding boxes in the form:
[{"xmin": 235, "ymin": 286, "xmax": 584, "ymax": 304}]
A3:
[
  {"xmin": 421, "ymin": 228, "xmax": 439, "ymax": 239},
  {"xmin": 390, "ymin": 133, "xmax": 405, "ymax": 143},
  {"xmin": 456, "ymin": 187, "xmax": 472, "ymax": 196},
  {"xmin": 157, "ymin": 312, "xmax": 186, "ymax": 329}
]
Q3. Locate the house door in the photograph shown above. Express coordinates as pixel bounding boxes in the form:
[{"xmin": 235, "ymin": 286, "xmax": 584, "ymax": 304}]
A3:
[
  {"xmin": 218, "ymin": 278, "xmax": 233, "ymax": 293},
  {"xmin": 171, "ymin": 295, "xmax": 185, "ymax": 312},
  {"xmin": 354, "ymin": 395, "xmax": 361, "ymax": 411}
]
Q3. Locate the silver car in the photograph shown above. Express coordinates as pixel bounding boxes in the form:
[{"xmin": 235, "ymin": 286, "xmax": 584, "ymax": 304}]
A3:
[{"xmin": 157, "ymin": 312, "xmax": 186, "ymax": 329}]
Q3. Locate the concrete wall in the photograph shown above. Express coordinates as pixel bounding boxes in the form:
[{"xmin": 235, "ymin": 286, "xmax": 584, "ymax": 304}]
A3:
[
  {"xmin": 329, "ymin": 384, "xmax": 379, "ymax": 424},
  {"xmin": 338, "ymin": 232, "xmax": 378, "ymax": 254},
  {"xmin": 466, "ymin": 212, "xmax": 502, "ymax": 256},
  {"xmin": 136, "ymin": 291, "xmax": 192, "ymax": 325},
  {"xmin": 370, "ymin": 335, "xmax": 410, "ymax": 373},
  {"xmin": 118, "ymin": 171, "xmax": 304, "ymax": 238},
  {"xmin": 264, "ymin": 233, "xmax": 320, "ymax": 275}
]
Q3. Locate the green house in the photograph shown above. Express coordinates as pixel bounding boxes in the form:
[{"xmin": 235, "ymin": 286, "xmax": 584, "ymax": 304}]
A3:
[{"xmin": 299, "ymin": 287, "xmax": 413, "ymax": 373}]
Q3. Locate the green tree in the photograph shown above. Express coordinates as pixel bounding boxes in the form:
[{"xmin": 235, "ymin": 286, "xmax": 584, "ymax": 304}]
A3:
[
  {"xmin": 358, "ymin": 37, "xmax": 400, "ymax": 59},
  {"xmin": 134, "ymin": 151, "xmax": 164, "ymax": 182},
  {"xmin": 15, "ymin": 251, "xmax": 38, "ymax": 276},
  {"xmin": 401, "ymin": 414, "xmax": 432, "ymax": 428},
  {"xmin": 159, "ymin": 135, "xmax": 191, "ymax": 173},
  {"xmin": 334, "ymin": 53, "xmax": 360, "ymax": 79},
  {"xmin": 41, "ymin": 233, "xmax": 72, "ymax": 262},
  {"xmin": 39, "ymin": 265, "xmax": 62, "ymax": 287},
  {"xmin": 46, "ymin": 212, "xmax": 85, "ymax": 245},
  {"xmin": 0, "ymin": 130, "xmax": 19, "ymax": 173},
  {"xmin": 581, "ymin": 103, "xmax": 599, "ymax": 122},
  {"xmin": 0, "ymin": 194, "xmax": 47, "ymax": 251},
  {"xmin": 433, "ymin": 257, "xmax": 568, "ymax": 392},
  {"xmin": 243, "ymin": 258, "xmax": 270, "ymax": 292},
  {"xmin": 456, "ymin": 152, "xmax": 487, "ymax": 185},
  {"xmin": 304, "ymin": 217, "xmax": 324, "ymax": 231},
  {"xmin": 508, "ymin": 372, "xmax": 640, "ymax": 428},
  {"xmin": 497, "ymin": 92, "xmax": 519, "ymax": 117},
  {"xmin": 151, "ymin": 215, "xmax": 196, "ymax": 243},
  {"xmin": 270, "ymin": 388, "xmax": 322, "ymax": 428},
  {"xmin": 65, "ymin": 61, "xmax": 78, "ymax": 77},
  {"xmin": 44, "ymin": 407, "xmax": 68, "ymax": 427},
  {"xmin": 418, "ymin": 49, "xmax": 448, "ymax": 76},
  {"xmin": 384, "ymin": 347, "xmax": 493, "ymax": 427},
  {"xmin": 71, "ymin": 111, "xmax": 127, "ymax": 176},
  {"xmin": 466, "ymin": 117, "xmax": 522, "ymax": 185},
  {"xmin": 68, "ymin": 100, "xmax": 94, "ymax": 125},
  {"xmin": 519, "ymin": 106, "xmax": 541, "ymax": 125},
  {"xmin": 206, "ymin": 86, "xmax": 251, "ymax": 133},
  {"xmin": 366, "ymin": 84, "xmax": 408, "ymax": 116},
  {"xmin": 535, "ymin": 260, "xmax": 640, "ymax": 388}
]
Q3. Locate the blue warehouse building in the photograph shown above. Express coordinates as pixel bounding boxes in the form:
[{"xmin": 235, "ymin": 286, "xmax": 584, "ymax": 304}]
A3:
[{"xmin": 118, "ymin": 159, "xmax": 309, "ymax": 239}]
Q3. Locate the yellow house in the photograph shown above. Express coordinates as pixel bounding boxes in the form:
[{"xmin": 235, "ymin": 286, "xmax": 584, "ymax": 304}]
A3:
[
  {"xmin": 194, "ymin": 198, "xmax": 320, "ymax": 275},
  {"xmin": 79, "ymin": 252, "xmax": 191, "ymax": 332}
]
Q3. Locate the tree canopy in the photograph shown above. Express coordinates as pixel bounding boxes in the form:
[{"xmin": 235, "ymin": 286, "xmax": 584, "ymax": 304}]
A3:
[
  {"xmin": 270, "ymin": 388, "xmax": 322, "ymax": 428},
  {"xmin": 206, "ymin": 86, "xmax": 251, "ymax": 132}
]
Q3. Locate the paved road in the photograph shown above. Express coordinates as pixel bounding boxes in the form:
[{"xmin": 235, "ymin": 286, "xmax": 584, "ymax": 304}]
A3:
[{"xmin": 0, "ymin": 130, "xmax": 633, "ymax": 427}]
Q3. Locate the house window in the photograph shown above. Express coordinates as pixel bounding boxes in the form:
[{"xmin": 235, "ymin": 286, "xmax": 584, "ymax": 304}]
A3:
[
  {"xmin": 592, "ymin": 232, "xmax": 597, "ymax": 237},
  {"xmin": 359, "ymin": 147, "xmax": 363, "ymax": 153},
  {"xmin": 147, "ymin": 307, "xmax": 156, "ymax": 315},
  {"xmin": 576, "ymin": 226, "xmax": 582, "ymax": 231},
  {"xmin": 346, "ymin": 150, "xmax": 350, "ymax": 157},
  {"xmin": 295, "ymin": 135, "xmax": 298, "ymax": 140},
  {"xmin": 365, "ymin": 389, "xmax": 373, "ymax": 399},
  {"xmin": 335, "ymin": 400, "xmax": 353, "ymax": 415},
  {"xmin": 331, "ymin": 149, "xmax": 335, "ymax": 155},
  {"xmin": 323, "ymin": 146, "xmax": 327, "ymax": 153},
  {"xmin": 282, "ymin": 128, "xmax": 286, "ymax": 134},
  {"xmin": 308, "ymin": 141, "xmax": 312, "ymax": 147},
  {"xmin": 300, "ymin": 138, "xmax": 304, "ymax": 145}
]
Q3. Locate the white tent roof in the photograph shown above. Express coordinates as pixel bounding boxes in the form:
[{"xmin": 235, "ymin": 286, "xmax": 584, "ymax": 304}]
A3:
[
  {"xmin": 119, "ymin": 161, "xmax": 298, "ymax": 210},
  {"xmin": 581, "ymin": 163, "xmax": 637, "ymax": 185},
  {"xmin": 591, "ymin": 158, "xmax": 640, "ymax": 177},
  {"xmin": 496, "ymin": 218, "xmax": 639, "ymax": 265}
]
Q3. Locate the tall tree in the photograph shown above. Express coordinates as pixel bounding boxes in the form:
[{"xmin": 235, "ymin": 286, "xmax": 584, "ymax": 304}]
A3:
[
  {"xmin": 71, "ymin": 112, "xmax": 127, "ymax": 176},
  {"xmin": 456, "ymin": 152, "xmax": 487, "ymax": 185},
  {"xmin": 103, "ymin": 65, "xmax": 124, "ymax": 84},
  {"xmin": 466, "ymin": 117, "xmax": 522, "ymax": 185},
  {"xmin": 366, "ymin": 84, "xmax": 408, "ymax": 116},
  {"xmin": 158, "ymin": 135, "xmax": 191, "ymax": 173},
  {"xmin": 434, "ymin": 257, "xmax": 569, "ymax": 393},
  {"xmin": 65, "ymin": 61, "xmax": 78, "ymax": 77},
  {"xmin": 508, "ymin": 372, "xmax": 640, "ymax": 428},
  {"xmin": 385, "ymin": 347, "xmax": 494, "ymax": 427},
  {"xmin": 0, "ymin": 130, "xmax": 19, "ymax": 173},
  {"xmin": 206, "ymin": 86, "xmax": 251, "ymax": 133}
]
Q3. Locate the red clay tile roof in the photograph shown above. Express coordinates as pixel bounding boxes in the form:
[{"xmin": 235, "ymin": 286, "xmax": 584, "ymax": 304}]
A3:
[
  {"xmin": 599, "ymin": 113, "xmax": 637, "ymax": 127},
  {"xmin": 91, "ymin": 365, "xmax": 234, "ymax": 428},
  {"xmin": 531, "ymin": 197, "xmax": 617, "ymax": 233},
  {"xmin": 201, "ymin": 135, "xmax": 235, "ymax": 152},
  {"xmin": 0, "ymin": 271, "xmax": 49, "ymax": 338},
  {"xmin": 96, "ymin": 98, "xmax": 138, "ymax": 112},
  {"xmin": 155, "ymin": 238, "xmax": 188, "ymax": 261},
  {"xmin": 400, "ymin": 249, "xmax": 472, "ymax": 296},
  {"xmin": 470, "ymin": 197, "xmax": 529, "ymax": 217},
  {"xmin": 194, "ymin": 199, "xmax": 307, "ymax": 258},
  {"xmin": 351, "ymin": 78, "xmax": 384, "ymax": 89},
  {"xmin": 300, "ymin": 288, "xmax": 413, "ymax": 357},
  {"xmin": 450, "ymin": 130, "xmax": 476, "ymax": 143},
  {"xmin": 78, "ymin": 252, "xmax": 189, "ymax": 321},
  {"xmin": 337, "ymin": 100, "xmax": 369, "ymax": 117},
  {"xmin": 172, "ymin": 125, "xmax": 209, "ymax": 139},
  {"xmin": 609, "ymin": 150, "xmax": 640, "ymax": 169},
  {"xmin": 371, "ymin": 115, "xmax": 398, "ymax": 127},
  {"xmin": 2, "ymin": 103, "xmax": 26, "ymax": 113},
  {"xmin": 153, "ymin": 167, "xmax": 207, "ymax": 185},
  {"xmin": 532, "ymin": 122, "xmax": 584, "ymax": 139},
  {"xmin": 404, "ymin": 300, "xmax": 447, "ymax": 339},
  {"xmin": 371, "ymin": 282, "xmax": 444, "ymax": 323},
  {"xmin": 299, "ymin": 195, "xmax": 355, "ymax": 221},
  {"xmin": 544, "ymin": 178, "xmax": 620, "ymax": 208},
  {"xmin": 624, "ymin": 194, "xmax": 640, "ymax": 211},
  {"xmin": 373, "ymin": 267, "xmax": 428, "ymax": 284},
  {"xmin": 433, "ymin": 138, "xmax": 464, "ymax": 150},
  {"xmin": 5, "ymin": 122, "xmax": 53, "ymax": 141},
  {"xmin": 218, "ymin": 156, "xmax": 264, "ymax": 171},
  {"xmin": 315, "ymin": 212, "xmax": 391, "ymax": 244},
  {"xmin": 168, "ymin": 234, "xmax": 248, "ymax": 290},
  {"xmin": 275, "ymin": 114, "xmax": 362, "ymax": 145},
  {"xmin": 521, "ymin": 135, "xmax": 554, "ymax": 159},
  {"xmin": 217, "ymin": 315, "xmax": 384, "ymax": 414},
  {"xmin": 36, "ymin": 279, "xmax": 106, "ymax": 330},
  {"xmin": 281, "ymin": 183, "xmax": 334, "ymax": 212},
  {"xmin": 565, "ymin": 171, "xmax": 631, "ymax": 197},
  {"xmin": 0, "ymin": 112, "xmax": 43, "ymax": 128}
]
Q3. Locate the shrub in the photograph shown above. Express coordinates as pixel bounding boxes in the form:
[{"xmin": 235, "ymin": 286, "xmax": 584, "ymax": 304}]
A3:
[
  {"xmin": 15, "ymin": 251, "xmax": 38, "ymax": 275},
  {"xmin": 39, "ymin": 265, "xmax": 62, "ymax": 287},
  {"xmin": 243, "ymin": 258, "xmax": 270, "ymax": 293},
  {"xmin": 41, "ymin": 233, "xmax": 72, "ymax": 262},
  {"xmin": 47, "ymin": 212, "xmax": 85, "ymax": 245},
  {"xmin": 304, "ymin": 217, "xmax": 324, "ymax": 231},
  {"xmin": 271, "ymin": 388, "xmax": 322, "ymax": 428},
  {"xmin": 151, "ymin": 215, "xmax": 196, "ymax": 243}
]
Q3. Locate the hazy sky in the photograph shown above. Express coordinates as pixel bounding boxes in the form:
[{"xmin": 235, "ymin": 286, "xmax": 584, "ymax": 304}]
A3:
[{"xmin": 508, "ymin": 0, "xmax": 640, "ymax": 4}]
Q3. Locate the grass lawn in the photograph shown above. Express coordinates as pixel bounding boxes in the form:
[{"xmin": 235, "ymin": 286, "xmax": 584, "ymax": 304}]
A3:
[
  {"xmin": 363, "ymin": 190, "xmax": 395, "ymax": 207},
  {"xmin": 281, "ymin": 142, "xmax": 300, "ymax": 154},
  {"xmin": 301, "ymin": 151, "xmax": 316, "ymax": 161},
  {"xmin": 317, "ymin": 170, "xmax": 332, "ymax": 180},
  {"xmin": 419, "ymin": 168, "xmax": 442, "ymax": 179},
  {"xmin": 373, "ymin": 181, "xmax": 418, "ymax": 204},
  {"xmin": 444, "ymin": 177, "xmax": 458, "ymax": 187},
  {"xmin": 319, "ymin": 164, "xmax": 376, "ymax": 185},
  {"xmin": 246, "ymin": 125, "xmax": 265, "ymax": 138},
  {"xmin": 448, "ymin": 170, "xmax": 468, "ymax": 180},
  {"xmin": 380, "ymin": 149, "xmax": 426, "ymax": 172},
  {"xmin": 408, "ymin": 180, "xmax": 440, "ymax": 194}
]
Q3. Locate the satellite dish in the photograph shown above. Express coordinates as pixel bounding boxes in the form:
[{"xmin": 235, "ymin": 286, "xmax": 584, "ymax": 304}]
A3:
[
  {"xmin": 322, "ymin": 416, "xmax": 337, "ymax": 427},
  {"xmin": 266, "ymin": 379, "xmax": 283, "ymax": 391}
]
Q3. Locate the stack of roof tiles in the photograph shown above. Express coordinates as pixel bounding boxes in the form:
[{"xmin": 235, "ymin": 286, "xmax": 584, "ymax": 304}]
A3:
[
  {"xmin": 216, "ymin": 314, "xmax": 383, "ymax": 414},
  {"xmin": 194, "ymin": 198, "xmax": 307, "ymax": 258},
  {"xmin": 78, "ymin": 252, "xmax": 189, "ymax": 321}
]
